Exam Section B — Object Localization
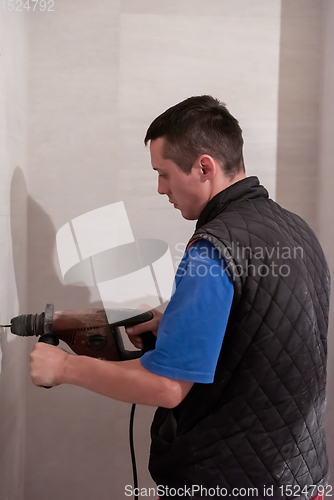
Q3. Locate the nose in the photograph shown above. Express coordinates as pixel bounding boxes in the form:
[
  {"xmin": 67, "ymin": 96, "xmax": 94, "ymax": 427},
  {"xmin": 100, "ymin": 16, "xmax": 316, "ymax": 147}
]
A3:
[{"xmin": 157, "ymin": 177, "xmax": 169, "ymax": 196}]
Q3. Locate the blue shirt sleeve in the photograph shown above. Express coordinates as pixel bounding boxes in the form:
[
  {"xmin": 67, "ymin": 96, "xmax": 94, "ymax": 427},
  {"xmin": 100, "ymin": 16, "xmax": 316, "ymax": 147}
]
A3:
[{"xmin": 140, "ymin": 239, "xmax": 234, "ymax": 383}]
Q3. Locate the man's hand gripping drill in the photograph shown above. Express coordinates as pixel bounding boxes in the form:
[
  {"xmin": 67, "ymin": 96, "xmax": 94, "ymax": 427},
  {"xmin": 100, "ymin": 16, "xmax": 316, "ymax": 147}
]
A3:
[
  {"xmin": 3, "ymin": 303, "xmax": 162, "ymax": 389},
  {"xmin": 30, "ymin": 306, "xmax": 162, "ymax": 388}
]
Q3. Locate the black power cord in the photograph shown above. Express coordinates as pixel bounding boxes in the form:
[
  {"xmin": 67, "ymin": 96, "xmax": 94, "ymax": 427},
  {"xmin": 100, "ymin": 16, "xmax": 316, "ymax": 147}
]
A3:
[
  {"xmin": 128, "ymin": 330, "xmax": 157, "ymax": 500},
  {"xmin": 129, "ymin": 404, "xmax": 138, "ymax": 500}
]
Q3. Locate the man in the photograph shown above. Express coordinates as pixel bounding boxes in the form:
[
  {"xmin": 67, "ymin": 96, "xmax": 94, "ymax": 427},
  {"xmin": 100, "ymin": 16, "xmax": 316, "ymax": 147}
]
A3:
[{"xmin": 30, "ymin": 96, "xmax": 330, "ymax": 499}]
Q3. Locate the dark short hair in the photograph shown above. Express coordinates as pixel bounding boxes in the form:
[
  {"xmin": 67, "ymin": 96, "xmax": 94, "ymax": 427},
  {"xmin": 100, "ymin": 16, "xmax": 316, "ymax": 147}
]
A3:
[{"xmin": 144, "ymin": 95, "xmax": 245, "ymax": 178}]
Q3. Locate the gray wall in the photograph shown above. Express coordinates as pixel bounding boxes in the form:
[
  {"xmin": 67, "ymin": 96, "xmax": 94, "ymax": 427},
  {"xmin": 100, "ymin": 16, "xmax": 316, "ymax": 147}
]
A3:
[
  {"xmin": 276, "ymin": 0, "xmax": 334, "ymax": 486},
  {"xmin": 24, "ymin": 2, "xmax": 282, "ymax": 499},
  {"xmin": 318, "ymin": 0, "xmax": 334, "ymax": 482},
  {"xmin": 1, "ymin": 1, "xmax": 334, "ymax": 499},
  {"xmin": 0, "ymin": 9, "xmax": 28, "ymax": 500},
  {"xmin": 276, "ymin": 0, "xmax": 323, "ymax": 231}
]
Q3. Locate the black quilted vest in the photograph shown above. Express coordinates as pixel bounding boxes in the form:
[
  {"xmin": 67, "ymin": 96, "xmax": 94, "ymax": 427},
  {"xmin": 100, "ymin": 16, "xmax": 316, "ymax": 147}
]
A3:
[{"xmin": 148, "ymin": 177, "xmax": 330, "ymax": 500}]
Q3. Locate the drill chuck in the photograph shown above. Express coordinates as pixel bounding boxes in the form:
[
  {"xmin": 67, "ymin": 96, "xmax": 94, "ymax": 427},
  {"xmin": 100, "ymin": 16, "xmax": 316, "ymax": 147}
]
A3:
[{"xmin": 10, "ymin": 312, "xmax": 46, "ymax": 337}]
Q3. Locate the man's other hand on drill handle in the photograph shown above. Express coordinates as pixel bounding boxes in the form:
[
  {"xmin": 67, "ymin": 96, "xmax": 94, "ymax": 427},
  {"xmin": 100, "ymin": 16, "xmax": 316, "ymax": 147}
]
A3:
[
  {"xmin": 29, "ymin": 325, "xmax": 192, "ymax": 408},
  {"xmin": 30, "ymin": 343, "xmax": 69, "ymax": 388},
  {"xmin": 125, "ymin": 307, "xmax": 163, "ymax": 349}
]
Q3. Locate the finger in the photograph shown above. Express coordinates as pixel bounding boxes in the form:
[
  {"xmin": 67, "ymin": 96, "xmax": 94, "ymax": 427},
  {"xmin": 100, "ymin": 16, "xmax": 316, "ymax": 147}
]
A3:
[
  {"xmin": 128, "ymin": 334, "xmax": 144, "ymax": 350},
  {"xmin": 126, "ymin": 323, "xmax": 147, "ymax": 336},
  {"xmin": 126, "ymin": 319, "xmax": 159, "ymax": 336}
]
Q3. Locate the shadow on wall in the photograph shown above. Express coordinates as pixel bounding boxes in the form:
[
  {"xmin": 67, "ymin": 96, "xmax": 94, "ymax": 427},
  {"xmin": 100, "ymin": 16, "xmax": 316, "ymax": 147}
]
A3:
[
  {"xmin": 10, "ymin": 167, "xmax": 28, "ymax": 311},
  {"xmin": 8, "ymin": 169, "xmax": 155, "ymax": 500},
  {"xmin": 11, "ymin": 167, "xmax": 103, "ymax": 315}
]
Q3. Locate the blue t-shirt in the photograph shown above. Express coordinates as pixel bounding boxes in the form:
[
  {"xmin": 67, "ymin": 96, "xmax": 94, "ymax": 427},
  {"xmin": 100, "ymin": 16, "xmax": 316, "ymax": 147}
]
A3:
[{"xmin": 140, "ymin": 239, "xmax": 234, "ymax": 383}]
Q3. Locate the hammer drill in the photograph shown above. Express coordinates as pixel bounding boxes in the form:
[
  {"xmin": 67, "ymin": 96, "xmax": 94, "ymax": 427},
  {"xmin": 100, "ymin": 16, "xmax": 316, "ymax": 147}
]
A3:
[{"xmin": 4, "ymin": 303, "xmax": 156, "ymax": 360}]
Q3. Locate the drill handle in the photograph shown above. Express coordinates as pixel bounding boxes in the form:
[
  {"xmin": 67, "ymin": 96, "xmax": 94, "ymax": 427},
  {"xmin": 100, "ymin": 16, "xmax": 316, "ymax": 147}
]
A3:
[
  {"xmin": 113, "ymin": 311, "xmax": 156, "ymax": 360},
  {"xmin": 140, "ymin": 331, "xmax": 156, "ymax": 354},
  {"xmin": 39, "ymin": 333, "xmax": 59, "ymax": 346}
]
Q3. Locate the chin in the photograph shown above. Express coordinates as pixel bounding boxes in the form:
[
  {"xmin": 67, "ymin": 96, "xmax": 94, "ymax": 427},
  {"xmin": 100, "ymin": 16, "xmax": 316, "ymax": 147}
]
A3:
[{"xmin": 180, "ymin": 211, "xmax": 198, "ymax": 221}]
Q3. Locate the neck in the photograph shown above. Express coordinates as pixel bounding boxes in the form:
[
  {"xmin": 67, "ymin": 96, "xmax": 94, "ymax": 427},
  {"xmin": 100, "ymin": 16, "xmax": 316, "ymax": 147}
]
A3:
[{"xmin": 210, "ymin": 171, "xmax": 246, "ymax": 201}]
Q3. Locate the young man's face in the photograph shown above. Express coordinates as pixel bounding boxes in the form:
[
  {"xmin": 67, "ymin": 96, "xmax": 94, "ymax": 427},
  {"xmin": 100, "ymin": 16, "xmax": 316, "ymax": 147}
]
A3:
[{"xmin": 150, "ymin": 138, "xmax": 209, "ymax": 220}]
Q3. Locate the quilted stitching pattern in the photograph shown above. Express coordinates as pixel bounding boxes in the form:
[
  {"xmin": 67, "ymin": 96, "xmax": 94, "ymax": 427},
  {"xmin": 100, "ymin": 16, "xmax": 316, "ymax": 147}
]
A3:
[{"xmin": 149, "ymin": 185, "xmax": 330, "ymax": 500}]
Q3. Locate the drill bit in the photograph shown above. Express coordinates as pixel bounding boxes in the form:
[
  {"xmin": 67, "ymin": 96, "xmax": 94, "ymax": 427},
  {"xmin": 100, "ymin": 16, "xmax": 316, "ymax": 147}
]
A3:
[{"xmin": 0, "ymin": 324, "xmax": 11, "ymax": 327}]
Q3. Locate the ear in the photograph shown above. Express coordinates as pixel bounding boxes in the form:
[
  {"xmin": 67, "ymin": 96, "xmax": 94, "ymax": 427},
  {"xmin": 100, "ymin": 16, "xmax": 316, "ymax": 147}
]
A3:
[{"xmin": 197, "ymin": 154, "xmax": 217, "ymax": 179}]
